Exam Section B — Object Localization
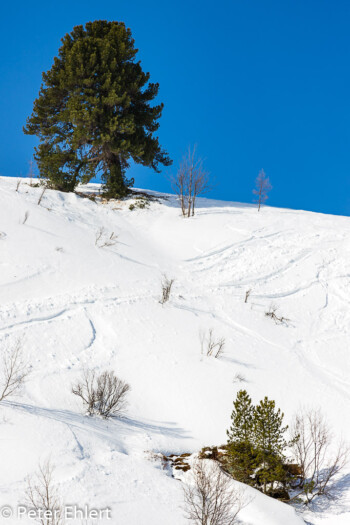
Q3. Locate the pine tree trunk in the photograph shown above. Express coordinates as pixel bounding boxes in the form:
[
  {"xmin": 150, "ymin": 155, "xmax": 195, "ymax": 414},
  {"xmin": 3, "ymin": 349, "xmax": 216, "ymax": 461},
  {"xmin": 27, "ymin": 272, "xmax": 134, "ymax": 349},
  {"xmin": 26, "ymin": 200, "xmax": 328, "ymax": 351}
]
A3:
[{"xmin": 104, "ymin": 156, "xmax": 128, "ymax": 197}]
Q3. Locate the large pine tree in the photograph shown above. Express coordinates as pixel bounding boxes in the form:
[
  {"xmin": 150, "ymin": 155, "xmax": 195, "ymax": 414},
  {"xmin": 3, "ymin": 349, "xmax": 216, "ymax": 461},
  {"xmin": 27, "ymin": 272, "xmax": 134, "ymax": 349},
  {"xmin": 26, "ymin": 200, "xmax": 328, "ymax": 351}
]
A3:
[{"xmin": 24, "ymin": 20, "xmax": 172, "ymax": 196}]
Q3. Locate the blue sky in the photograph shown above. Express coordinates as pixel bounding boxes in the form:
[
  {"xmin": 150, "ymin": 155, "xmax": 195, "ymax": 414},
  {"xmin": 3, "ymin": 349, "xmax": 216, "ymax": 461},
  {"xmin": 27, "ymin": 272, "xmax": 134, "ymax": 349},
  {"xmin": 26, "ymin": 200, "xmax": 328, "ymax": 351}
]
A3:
[{"xmin": 1, "ymin": 0, "xmax": 349, "ymax": 215}]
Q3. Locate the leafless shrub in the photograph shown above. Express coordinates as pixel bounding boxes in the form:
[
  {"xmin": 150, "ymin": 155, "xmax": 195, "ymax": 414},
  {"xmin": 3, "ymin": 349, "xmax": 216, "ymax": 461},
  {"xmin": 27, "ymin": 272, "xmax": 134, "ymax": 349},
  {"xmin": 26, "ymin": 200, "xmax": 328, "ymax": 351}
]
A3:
[
  {"xmin": 253, "ymin": 169, "xmax": 272, "ymax": 211},
  {"xmin": 200, "ymin": 329, "xmax": 225, "ymax": 358},
  {"xmin": 244, "ymin": 289, "xmax": 251, "ymax": 303},
  {"xmin": 22, "ymin": 210, "xmax": 30, "ymax": 225},
  {"xmin": 160, "ymin": 275, "xmax": 174, "ymax": 304},
  {"xmin": 16, "ymin": 179, "xmax": 22, "ymax": 192},
  {"xmin": 171, "ymin": 146, "xmax": 211, "ymax": 217},
  {"xmin": 265, "ymin": 304, "xmax": 289, "ymax": 325},
  {"xmin": 290, "ymin": 408, "xmax": 349, "ymax": 504},
  {"xmin": 0, "ymin": 340, "xmax": 30, "ymax": 402},
  {"xmin": 232, "ymin": 373, "xmax": 247, "ymax": 384},
  {"xmin": 25, "ymin": 459, "xmax": 63, "ymax": 525},
  {"xmin": 183, "ymin": 459, "xmax": 249, "ymax": 525},
  {"xmin": 95, "ymin": 227, "xmax": 118, "ymax": 248},
  {"xmin": 38, "ymin": 186, "xmax": 47, "ymax": 205},
  {"xmin": 72, "ymin": 369, "xmax": 130, "ymax": 418}
]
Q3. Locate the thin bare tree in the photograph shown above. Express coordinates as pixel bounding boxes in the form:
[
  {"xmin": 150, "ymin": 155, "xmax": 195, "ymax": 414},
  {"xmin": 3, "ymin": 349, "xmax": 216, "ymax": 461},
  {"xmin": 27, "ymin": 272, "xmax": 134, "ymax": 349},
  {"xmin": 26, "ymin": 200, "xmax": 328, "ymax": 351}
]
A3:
[
  {"xmin": 183, "ymin": 459, "xmax": 248, "ymax": 525},
  {"xmin": 200, "ymin": 329, "xmax": 225, "ymax": 358},
  {"xmin": 290, "ymin": 408, "xmax": 349, "ymax": 504},
  {"xmin": 171, "ymin": 146, "xmax": 211, "ymax": 217},
  {"xmin": 253, "ymin": 169, "xmax": 272, "ymax": 211},
  {"xmin": 28, "ymin": 158, "xmax": 36, "ymax": 187},
  {"xmin": 26, "ymin": 460, "xmax": 63, "ymax": 525},
  {"xmin": 0, "ymin": 340, "xmax": 30, "ymax": 402}
]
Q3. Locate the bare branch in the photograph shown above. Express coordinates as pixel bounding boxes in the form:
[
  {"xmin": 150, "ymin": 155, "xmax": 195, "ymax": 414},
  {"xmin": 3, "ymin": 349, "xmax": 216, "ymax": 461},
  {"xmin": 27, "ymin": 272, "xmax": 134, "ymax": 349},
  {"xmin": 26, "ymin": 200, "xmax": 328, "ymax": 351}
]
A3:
[
  {"xmin": 160, "ymin": 275, "xmax": 174, "ymax": 304},
  {"xmin": 265, "ymin": 304, "xmax": 290, "ymax": 325}
]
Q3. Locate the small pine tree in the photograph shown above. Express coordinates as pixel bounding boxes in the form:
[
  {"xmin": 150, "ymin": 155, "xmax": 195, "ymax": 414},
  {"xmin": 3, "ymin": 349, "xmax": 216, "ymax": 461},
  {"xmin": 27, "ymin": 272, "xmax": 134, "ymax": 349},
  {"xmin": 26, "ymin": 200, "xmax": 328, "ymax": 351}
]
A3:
[
  {"xmin": 253, "ymin": 396, "xmax": 289, "ymax": 494},
  {"xmin": 226, "ymin": 390, "xmax": 257, "ymax": 484},
  {"xmin": 227, "ymin": 389, "xmax": 254, "ymax": 444}
]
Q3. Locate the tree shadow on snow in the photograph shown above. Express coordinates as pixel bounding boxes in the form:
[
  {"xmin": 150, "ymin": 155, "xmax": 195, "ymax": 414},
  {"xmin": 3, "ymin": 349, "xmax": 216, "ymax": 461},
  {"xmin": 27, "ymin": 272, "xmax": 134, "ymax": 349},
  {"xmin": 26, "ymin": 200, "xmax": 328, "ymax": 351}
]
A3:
[
  {"xmin": 295, "ymin": 472, "xmax": 350, "ymax": 524},
  {"xmin": 4, "ymin": 401, "xmax": 190, "ymax": 450}
]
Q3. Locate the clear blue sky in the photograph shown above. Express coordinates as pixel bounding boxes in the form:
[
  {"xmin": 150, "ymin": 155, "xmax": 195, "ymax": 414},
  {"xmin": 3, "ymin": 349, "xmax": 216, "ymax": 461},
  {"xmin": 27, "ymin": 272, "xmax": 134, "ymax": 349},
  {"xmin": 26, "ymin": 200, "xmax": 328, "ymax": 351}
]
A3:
[{"xmin": 1, "ymin": 0, "xmax": 349, "ymax": 215}]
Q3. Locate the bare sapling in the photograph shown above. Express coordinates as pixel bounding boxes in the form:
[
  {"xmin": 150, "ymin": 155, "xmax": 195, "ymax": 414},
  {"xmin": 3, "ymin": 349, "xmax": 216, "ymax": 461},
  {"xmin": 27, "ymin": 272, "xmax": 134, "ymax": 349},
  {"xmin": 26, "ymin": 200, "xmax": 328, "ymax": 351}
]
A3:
[
  {"xmin": 0, "ymin": 340, "xmax": 30, "ymax": 402},
  {"xmin": 16, "ymin": 179, "xmax": 22, "ymax": 192},
  {"xmin": 253, "ymin": 169, "xmax": 272, "ymax": 211},
  {"xmin": 290, "ymin": 408, "xmax": 349, "ymax": 504},
  {"xmin": 160, "ymin": 275, "xmax": 174, "ymax": 304},
  {"xmin": 95, "ymin": 227, "xmax": 118, "ymax": 248},
  {"xmin": 200, "ymin": 329, "xmax": 225, "ymax": 358},
  {"xmin": 72, "ymin": 369, "xmax": 130, "ymax": 418},
  {"xmin": 171, "ymin": 146, "xmax": 211, "ymax": 217},
  {"xmin": 232, "ymin": 372, "xmax": 247, "ymax": 384},
  {"xmin": 26, "ymin": 459, "xmax": 63, "ymax": 525},
  {"xmin": 183, "ymin": 459, "xmax": 249, "ymax": 525}
]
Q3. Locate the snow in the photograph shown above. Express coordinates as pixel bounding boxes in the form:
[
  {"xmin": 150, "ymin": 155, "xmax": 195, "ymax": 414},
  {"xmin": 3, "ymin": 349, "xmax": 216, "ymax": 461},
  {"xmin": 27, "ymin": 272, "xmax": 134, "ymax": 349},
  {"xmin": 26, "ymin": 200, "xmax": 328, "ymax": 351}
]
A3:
[{"xmin": 0, "ymin": 175, "xmax": 349, "ymax": 524}]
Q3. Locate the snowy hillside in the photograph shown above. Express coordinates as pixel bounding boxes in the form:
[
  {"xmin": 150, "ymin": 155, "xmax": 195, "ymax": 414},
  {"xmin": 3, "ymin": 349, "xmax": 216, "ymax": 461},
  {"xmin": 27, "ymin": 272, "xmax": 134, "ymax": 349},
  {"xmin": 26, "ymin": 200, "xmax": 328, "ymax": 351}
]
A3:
[{"xmin": 0, "ymin": 175, "xmax": 349, "ymax": 524}]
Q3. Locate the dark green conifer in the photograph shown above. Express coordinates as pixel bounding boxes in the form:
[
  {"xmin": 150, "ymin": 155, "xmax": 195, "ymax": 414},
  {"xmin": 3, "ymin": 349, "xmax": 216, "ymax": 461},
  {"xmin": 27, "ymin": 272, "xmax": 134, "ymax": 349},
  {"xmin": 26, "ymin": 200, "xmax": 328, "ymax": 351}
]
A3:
[
  {"xmin": 226, "ymin": 390, "xmax": 256, "ymax": 484},
  {"xmin": 24, "ymin": 20, "xmax": 171, "ymax": 196},
  {"xmin": 227, "ymin": 389, "xmax": 254, "ymax": 444},
  {"xmin": 253, "ymin": 396, "xmax": 289, "ymax": 494}
]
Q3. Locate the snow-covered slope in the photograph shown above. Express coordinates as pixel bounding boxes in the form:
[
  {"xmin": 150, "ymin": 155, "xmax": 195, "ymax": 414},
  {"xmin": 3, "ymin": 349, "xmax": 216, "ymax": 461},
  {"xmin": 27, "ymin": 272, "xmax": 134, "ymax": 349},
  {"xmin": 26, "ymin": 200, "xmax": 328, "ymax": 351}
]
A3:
[{"xmin": 0, "ymin": 176, "xmax": 349, "ymax": 524}]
